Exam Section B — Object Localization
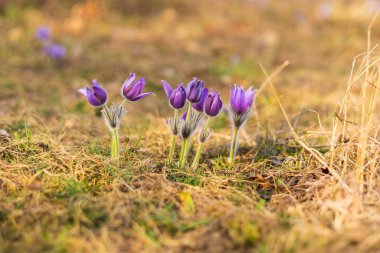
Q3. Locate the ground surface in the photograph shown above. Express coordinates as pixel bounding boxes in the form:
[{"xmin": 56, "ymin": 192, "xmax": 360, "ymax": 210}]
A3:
[{"xmin": 1, "ymin": 1, "xmax": 380, "ymax": 252}]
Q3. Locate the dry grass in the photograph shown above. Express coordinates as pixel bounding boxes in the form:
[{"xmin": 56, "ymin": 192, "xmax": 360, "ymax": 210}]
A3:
[{"xmin": 2, "ymin": 0, "xmax": 380, "ymax": 252}]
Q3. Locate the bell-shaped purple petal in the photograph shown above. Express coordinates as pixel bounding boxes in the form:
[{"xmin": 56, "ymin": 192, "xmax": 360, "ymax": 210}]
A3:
[
  {"xmin": 92, "ymin": 80, "xmax": 108, "ymax": 105},
  {"xmin": 125, "ymin": 78, "xmax": 144, "ymax": 98},
  {"xmin": 230, "ymin": 84, "xmax": 256, "ymax": 115},
  {"xmin": 237, "ymin": 87, "xmax": 247, "ymax": 114},
  {"xmin": 169, "ymin": 84, "xmax": 186, "ymax": 109},
  {"xmin": 244, "ymin": 86, "xmax": 257, "ymax": 109},
  {"xmin": 122, "ymin": 75, "xmax": 154, "ymax": 101},
  {"xmin": 205, "ymin": 91, "xmax": 223, "ymax": 117},
  {"xmin": 162, "ymin": 80, "xmax": 173, "ymax": 98},
  {"xmin": 186, "ymin": 77, "xmax": 205, "ymax": 103},
  {"xmin": 121, "ymin": 73, "xmax": 136, "ymax": 96},
  {"xmin": 78, "ymin": 80, "xmax": 108, "ymax": 107},
  {"xmin": 129, "ymin": 92, "xmax": 154, "ymax": 101},
  {"xmin": 192, "ymin": 88, "xmax": 208, "ymax": 112},
  {"xmin": 230, "ymin": 85, "xmax": 241, "ymax": 114}
]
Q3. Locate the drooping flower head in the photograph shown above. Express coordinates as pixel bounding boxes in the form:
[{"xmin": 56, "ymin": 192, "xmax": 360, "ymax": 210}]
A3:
[
  {"xmin": 121, "ymin": 73, "xmax": 154, "ymax": 101},
  {"xmin": 205, "ymin": 91, "xmax": 223, "ymax": 117},
  {"xmin": 192, "ymin": 88, "xmax": 208, "ymax": 112},
  {"xmin": 186, "ymin": 78, "xmax": 205, "ymax": 103},
  {"xmin": 162, "ymin": 80, "xmax": 187, "ymax": 109},
  {"xmin": 43, "ymin": 44, "xmax": 66, "ymax": 60},
  {"xmin": 36, "ymin": 26, "xmax": 51, "ymax": 41},
  {"xmin": 78, "ymin": 80, "xmax": 108, "ymax": 107}
]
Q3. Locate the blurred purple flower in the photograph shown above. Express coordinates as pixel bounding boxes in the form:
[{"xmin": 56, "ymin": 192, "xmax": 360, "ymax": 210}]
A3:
[
  {"xmin": 205, "ymin": 91, "xmax": 223, "ymax": 117},
  {"xmin": 192, "ymin": 88, "xmax": 208, "ymax": 112},
  {"xmin": 186, "ymin": 78, "xmax": 205, "ymax": 103},
  {"xmin": 78, "ymin": 80, "xmax": 108, "ymax": 107},
  {"xmin": 162, "ymin": 80, "xmax": 187, "ymax": 109},
  {"xmin": 121, "ymin": 73, "xmax": 154, "ymax": 101},
  {"xmin": 36, "ymin": 26, "xmax": 51, "ymax": 41},
  {"xmin": 230, "ymin": 85, "xmax": 256, "ymax": 116},
  {"xmin": 43, "ymin": 44, "xmax": 66, "ymax": 59}
]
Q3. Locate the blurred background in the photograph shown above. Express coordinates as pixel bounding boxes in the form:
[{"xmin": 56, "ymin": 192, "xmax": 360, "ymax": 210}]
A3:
[{"xmin": 1, "ymin": 0, "xmax": 380, "ymax": 139}]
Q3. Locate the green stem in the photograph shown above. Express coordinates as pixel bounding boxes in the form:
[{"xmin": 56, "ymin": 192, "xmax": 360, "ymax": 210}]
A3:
[
  {"xmin": 168, "ymin": 135, "xmax": 176, "ymax": 163},
  {"xmin": 185, "ymin": 102, "xmax": 192, "ymax": 123},
  {"xmin": 191, "ymin": 117, "xmax": 210, "ymax": 169},
  {"xmin": 179, "ymin": 138, "xmax": 190, "ymax": 168},
  {"xmin": 111, "ymin": 128, "xmax": 119, "ymax": 165},
  {"xmin": 229, "ymin": 127, "xmax": 240, "ymax": 167},
  {"xmin": 191, "ymin": 142, "xmax": 204, "ymax": 169},
  {"xmin": 204, "ymin": 117, "xmax": 210, "ymax": 130},
  {"xmin": 178, "ymin": 104, "xmax": 192, "ymax": 168},
  {"xmin": 168, "ymin": 110, "xmax": 179, "ymax": 163},
  {"xmin": 120, "ymin": 99, "xmax": 127, "ymax": 107}
]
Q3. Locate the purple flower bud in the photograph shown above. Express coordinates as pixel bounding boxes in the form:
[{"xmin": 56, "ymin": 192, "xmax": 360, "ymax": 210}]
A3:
[
  {"xmin": 162, "ymin": 80, "xmax": 186, "ymax": 109},
  {"xmin": 78, "ymin": 80, "xmax": 108, "ymax": 107},
  {"xmin": 36, "ymin": 26, "xmax": 51, "ymax": 41},
  {"xmin": 186, "ymin": 78, "xmax": 205, "ymax": 103},
  {"xmin": 43, "ymin": 44, "xmax": 66, "ymax": 59},
  {"xmin": 205, "ymin": 91, "xmax": 223, "ymax": 117},
  {"xmin": 230, "ymin": 84, "xmax": 257, "ymax": 115},
  {"xmin": 121, "ymin": 73, "xmax": 154, "ymax": 101},
  {"xmin": 192, "ymin": 88, "xmax": 208, "ymax": 112}
]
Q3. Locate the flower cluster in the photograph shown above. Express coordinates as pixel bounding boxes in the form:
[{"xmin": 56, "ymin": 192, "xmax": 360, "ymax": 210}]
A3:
[
  {"xmin": 77, "ymin": 72, "xmax": 257, "ymax": 169},
  {"xmin": 35, "ymin": 26, "xmax": 66, "ymax": 60},
  {"xmin": 78, "ymin": 73, "xmax": 154, "ymax": 164},
  {"xmin": 162, "ymin": 78, "xmax": 257, "ymax": 168},
  {"xmin": 163, "ymin": 77, "xmax": 224, "ymax": 168}
]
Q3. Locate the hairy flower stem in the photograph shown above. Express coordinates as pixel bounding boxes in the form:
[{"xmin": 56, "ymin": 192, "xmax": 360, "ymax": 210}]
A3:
[
  {"xmin": 168, "ymin": 109, "xmax": 179, "ymax": 163},
  {"xmin": 229, "ymin": 127, "xmax": 240, "ymax": 167},
  {"xmin": 191, "ymin": 117, "xmax": 210, "ymax": 169},
  {"xmin": 186, "ymin": 102, "xmax": 192, "ymax": 123},
  {"xmin": 103, "ymin": 105, "xmax": 112, "ymax": 121},
  {"xmin": 191, "ymin": 142, "xmax": 203, "ymax": 169},
  {"xmin": 111, "ymin": 128, "xmax": 120, "ymax": 165},
  {"xmin": 120, "ymin": 99, "xmax": 127, "ymax": 107},
  {"xmin": 178, "ymin": 103, "xmax": 193, "ymax": 168},
  {"xmin": 179, "ymin": 138, "xmax": 190, "ymax": 168}
]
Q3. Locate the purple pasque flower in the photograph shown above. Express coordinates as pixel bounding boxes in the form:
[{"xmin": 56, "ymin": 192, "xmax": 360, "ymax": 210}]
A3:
[
  {"xmin": 121, "ymin": 73, "xmax": 154, "ymax": 101},
  {"xmin": 78, "ymin": 80, "xmax": 108, "ymax": 107},
  {"xmin": 192, "ymin": 88, "xmax": 208, "ymax": 112},
  {"xmin": 162, "ymin": 80, "xmax": 187, "ymax": 109},
  {"xmin": 230, "ymin": 85, "xmax": 256, "ymax": 115},
  {"xmin": 43, "ymin": 44, "xmax": 66, "ymax": 59},
  {"xmin": 36, "ymin": 26, "xmax": 51, "ymax": 41},
  {"xmin": 205, "ymin": 91, "xmax": 223, "ymax": 117},
  {"xmin": 186, "ymin": 78, "xmax": 205, "ymax": 103}
]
